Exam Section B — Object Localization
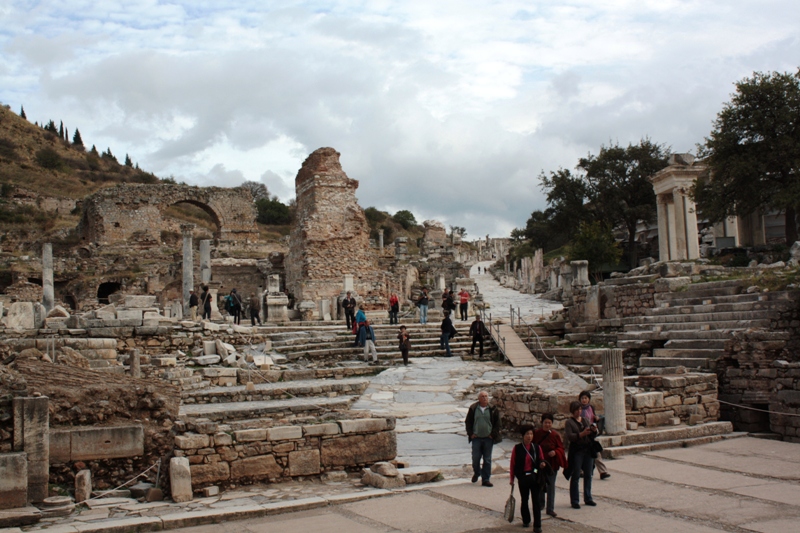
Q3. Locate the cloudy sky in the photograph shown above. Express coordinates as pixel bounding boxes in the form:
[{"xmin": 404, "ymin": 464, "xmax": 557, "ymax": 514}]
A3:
[{"xmin": 2, "ymin": 1, "xmax": 799, "ymax": 237}]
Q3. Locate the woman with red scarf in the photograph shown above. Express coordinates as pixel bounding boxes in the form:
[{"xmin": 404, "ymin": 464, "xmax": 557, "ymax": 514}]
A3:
[
  {"xmin": 533, "ymin": 413, "xmax": 567, "ymax": 518},
  {"xmin": 509, "ymin": 425, "xmax": 547, "ymax": 532}
]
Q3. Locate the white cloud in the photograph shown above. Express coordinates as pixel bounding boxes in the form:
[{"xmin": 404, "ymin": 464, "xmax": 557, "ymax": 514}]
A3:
[{"xmin": 1, "ymin": 0, "xmax": 799, "ymax": 237}]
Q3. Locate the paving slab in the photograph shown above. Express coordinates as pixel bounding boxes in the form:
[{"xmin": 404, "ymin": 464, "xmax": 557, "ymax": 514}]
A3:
[{"xmin": 647, "ymin": 443, "xmax": 800, "ymax": 480}]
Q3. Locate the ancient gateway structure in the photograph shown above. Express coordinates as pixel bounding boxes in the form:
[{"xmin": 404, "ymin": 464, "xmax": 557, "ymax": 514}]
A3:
[
  {"xmin": 286, "ymin": 147, "xmax": 384, "ymax": 307},
  {"xmin": 79, "ymin": 184, "xmax": 260, "ymax": 243}
]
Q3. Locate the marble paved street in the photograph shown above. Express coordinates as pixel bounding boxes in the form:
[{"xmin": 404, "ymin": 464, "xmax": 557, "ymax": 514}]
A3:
[{"xmin": 471, "ymin": 261, "xmax": 563, "ymax": 322}]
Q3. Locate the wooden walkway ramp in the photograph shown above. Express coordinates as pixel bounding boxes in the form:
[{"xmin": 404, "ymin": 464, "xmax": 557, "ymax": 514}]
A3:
[{"xmin": 492, "ymin": 323, "xmax": 539, "ymax": 367}]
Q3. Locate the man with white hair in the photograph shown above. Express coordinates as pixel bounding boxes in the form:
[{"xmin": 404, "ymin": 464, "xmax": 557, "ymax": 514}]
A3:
[{"xmin": 465, "ymin": 390, "xmax": 501, "ymax": 487}]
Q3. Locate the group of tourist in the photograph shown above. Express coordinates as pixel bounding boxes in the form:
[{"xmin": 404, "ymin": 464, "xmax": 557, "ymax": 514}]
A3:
[{"xmin": 466, "ymin": 389, "xmax": 609, "ymax": 531}]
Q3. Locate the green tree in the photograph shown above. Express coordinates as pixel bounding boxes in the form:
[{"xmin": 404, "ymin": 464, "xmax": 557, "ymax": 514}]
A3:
[
  {"xmin": 570, "ymin": 221, "xmax": 623, "ymax": 281},
  {"xmin": 693, "ymin": 70, "xmax": 800, "ymax": 244},
  {"xmin": 239, "ymin": 180, "xmax": 269, "ymax": 201},
  {"xmin": 58, "ymin": 121, "xmax": 64, "ymax": 138},
  {"xmin": 256, "ymin": 196, "xmax": 292, "ymax": 225},
  {"xmin": 124, "ymin": 154, "xmax": 133, "ymax": 167},
  {"xmin": 90, "ymin": 145, "xmax": 99, "ymax": 156},
  {"xmin": 44, "ymin": 120, "xmax": 58, "ymax": 134},
  {"xmin": 539, "ymin": 168, "xmax": 590, "ymax": 244},
  {"xmin": 19, "ymin": 106, "xmax": 26, "ymax": 119},
  {"xmin": 102, "ymin": 147, "xmax": 118, "ymax": 163},
  {"xmin": 393, "ymin": 209, "xmax": 417, "ymax": 229},
  {"xmin": 35, "ymin": 147, "xmax": 62, "ymax": 170},
  {"xmin": 72, "ymin": 128, "xmax": 84, "ymax": 148},
  {"xmin": 364, "ymin": 207, "xmax": 387, "ymax": 226},
  {"xmin": 578, "ymin": 139, "xmax": 669, "ymax": 267}
]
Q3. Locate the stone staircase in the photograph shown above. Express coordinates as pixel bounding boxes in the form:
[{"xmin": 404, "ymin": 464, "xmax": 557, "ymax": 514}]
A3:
[
  {"xmin": 597, "ymin": 421, "xmax": 740, "ymax": 458},
  {"xmin": 607, "ymin": 280, "xmax": 793, "ymax": 373}
]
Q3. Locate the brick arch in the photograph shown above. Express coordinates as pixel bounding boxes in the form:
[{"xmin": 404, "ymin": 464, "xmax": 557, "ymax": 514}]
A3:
[{"xmin": 79, "ymin": 184, "xmax": 259, "ymax": 244}]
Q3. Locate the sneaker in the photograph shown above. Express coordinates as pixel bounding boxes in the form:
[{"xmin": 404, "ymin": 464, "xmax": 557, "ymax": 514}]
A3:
[
  {"xmin": 481, "ymin": 480, "xmax": 494, "ymax": 487},
  {"xmin": 584, "ymin": 501, "xmax": 597, "ymax": 506},
  {"xmin": 600, "ymin": 473, "xmax": 611, "ymax": 480},
  {"xmin": 471, "ymin": 474, "xmax": 479, "ymax": 483}
]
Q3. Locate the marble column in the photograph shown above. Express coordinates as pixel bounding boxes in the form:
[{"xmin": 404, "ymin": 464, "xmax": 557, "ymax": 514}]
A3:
[
  {"xmin": 42, "ymin": 243, "xmax": 54, "ymax": 313},
  {"xmin": 601, "ymin": 348, "xmax": 627, "ymax": 435},
  {"xmin": 181, "ymin": 224, "xmax": 194, "ymax": 317},
  {"xmin": 378, "ymin": 229, "xmax": 384, "ymax": 251},
  {"xmin": 656, "ymin": 194, "xmax": 670, "ymax": 261},
  {"xmin": 13, "ymin": 396, "xmax": 49, "ymax": 503},
  {"xmin": 199, "ymin": 239, "xmax": 212, "ymax": 284},
  {"xmin": 130, "ymin": 349, "xmax": 141, "ymax": 378}
]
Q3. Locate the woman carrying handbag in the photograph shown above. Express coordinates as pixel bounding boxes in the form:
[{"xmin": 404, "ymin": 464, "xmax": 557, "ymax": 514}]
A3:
[{"xmin": 509, "ymin": 425, "xmax": 547, "ymax": 532}]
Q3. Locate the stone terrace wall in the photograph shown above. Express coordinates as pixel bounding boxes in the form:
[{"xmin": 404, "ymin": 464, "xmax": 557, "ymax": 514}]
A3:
[
  {"xmin": 286, "ymin": 148, "xmax": 382, "ymax": 305},
  {"xmin": 632, "ymin": 374, "xmax": 720, "ymax": 428},
  {"xmin": 174, "ymin": 416, "xmax": 396, "ymax": 490},
  {"xmin": 79, "ymin": 184, "xmax": 259, "ymax": 244},
  {"xmin": 767, "ymin": 361, "xmax": 800, "ymax": 443},
  {"xmin": 490, "ymin": 388, "xmax": 602, "ymax": 433}
]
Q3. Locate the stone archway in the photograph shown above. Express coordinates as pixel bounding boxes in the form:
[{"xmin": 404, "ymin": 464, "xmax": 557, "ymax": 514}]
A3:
[{"xmin": 79, "ymin": 184, "xmax": 259, "ymax": 244}]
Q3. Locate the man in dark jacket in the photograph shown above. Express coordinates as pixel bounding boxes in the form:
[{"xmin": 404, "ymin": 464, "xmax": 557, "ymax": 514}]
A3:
[
  {"xmin": 188, "ymin": 289, "xmax": 199, "ymax": 321},
  {"xmin": 342, "ymin": 291, "xmax": 356, "ymax": 330},
  {"xmin": 248, "ymin": 292, "xmax": 262, "ymax": 326},
  {"xmin": 465, "ymin": 390, "xmax": 501, "ymax": 487},
  {"xmin": 469, "ymin": 315, "xmax": 488, "ymax": 358}
]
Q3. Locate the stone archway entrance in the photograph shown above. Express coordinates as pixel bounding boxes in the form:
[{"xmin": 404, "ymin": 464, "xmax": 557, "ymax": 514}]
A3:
[{"xmin": 79, "ymin": 184, "xmax": 259, "ymax": 244}]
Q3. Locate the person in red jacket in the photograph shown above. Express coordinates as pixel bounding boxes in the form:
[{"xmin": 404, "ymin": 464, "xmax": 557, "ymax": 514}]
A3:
[
  {"xmin": 389, "ymin": 292, "xmax": 399, "ymax": 325},
  {"xmin": 533, "ymin": 413, "xmax": 567, "ymax": 518}
]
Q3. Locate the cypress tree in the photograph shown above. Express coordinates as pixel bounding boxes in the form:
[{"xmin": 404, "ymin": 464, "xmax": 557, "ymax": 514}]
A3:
[
  {"xmin": 124, "ymin": 154, "xmax": 133, "ymax": 167},
  {"xmin": 58, "ymin": 121, "xmax": 64, "ymax": 138},
  {"xmin": 20, "ymin": 106, "xmax": 26, "ymax": 119},
  {"xmin": 72, "ymin": 129, "xmax": 84, "ymax": 147}
]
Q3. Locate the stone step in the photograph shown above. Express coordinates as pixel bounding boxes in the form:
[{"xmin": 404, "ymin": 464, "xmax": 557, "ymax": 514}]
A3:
[
  {"xmin": 603, "ymin": 434, "xmax": 725, "ymax": 458},
  {"xmin": 624, "ymin": 310, "xmax": 775, "ymax": 325},
  {"xmin": 181, "ymin": 376, "xmax": 370, "ymax": 403},
  {"xmin": 639, "ymin": 356, "xmax": 712, "ymax": 369},
  {"xmin": 597, "ymin": 421, "xmax": 733, "ymax": 449},
  {"xmin": 638, "ymin": 366, "xmax": 716, "ymax": 375},
  {"xmin": 652, "ymin": 348, "xmax": 723, "ymax": 359},
  {"xmin": 663, "ymin": 338, "xmax": 726, "ymax": 350},
  {"xmin": 616, "ymin": 340, "xmax": 653, "ymax": 350},
  {"xmin": 178, "ymin": 395, "xmax": 356, "ymax": 422},
  {"xmin": 646, "ymin": 299, "xmax": 791, "ymax": 316},
  {"xmin": 653, "ymin": 291, "xmax": 793, "ymax": 308},
  {"xmin": 617, "ymin": 330, "xmax": 738, "ymax": 341},
  {"xmin": 622, "ymin": 320, "xmax": 770, "ymax": 332},
  {"xmin": 272, "ymin": 335, "xmax": 483, "ymax": 353}
]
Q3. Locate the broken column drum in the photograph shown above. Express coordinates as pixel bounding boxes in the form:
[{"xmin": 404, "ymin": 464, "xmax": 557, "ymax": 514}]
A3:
[{"xmin": 42, "ymin": 243, "xmax": 54, "ymax": 313}]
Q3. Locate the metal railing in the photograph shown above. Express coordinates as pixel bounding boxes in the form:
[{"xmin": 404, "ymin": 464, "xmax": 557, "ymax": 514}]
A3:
[
  {"xmin": 479, "ymin": 307, "xmax": 506, "ymax": 363},
  {"xmin": 508, "ymin": 306, "xmax": 562, "ymax": 368}
]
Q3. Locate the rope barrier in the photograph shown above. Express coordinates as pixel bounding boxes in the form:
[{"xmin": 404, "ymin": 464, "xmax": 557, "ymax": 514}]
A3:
[
  {"xmin": 83, "ymin": 459, "xmax": 161, "ymax": 502},
  {"xmin": 711, "ymin": 396, "xmax": 800, "ymax": 418}
]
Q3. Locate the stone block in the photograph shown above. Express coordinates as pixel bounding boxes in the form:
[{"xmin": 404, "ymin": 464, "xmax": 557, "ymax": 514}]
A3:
[
  {"xmin": 288, "ymin": 449, "xmax": 321, "ymax": 476},
  {"xmin": 362, "ymin": 469, "xmax": 405, "ymax": 489},
  {"xmin": 116, "ymin": 309, "xmax": 143, "ymax": 324},
  {"xmin": 123, "ymin": 295, "xmax": 157, "ymax": 308},
  {"xmin": 49, "ymin": 430, "xmax": 71, "ymax": 463},
  {"xmin": 230, "ymin": 455, "xmax": 282, "ymax": 481},
  {"xmin": 338, "ymin": 418, "xmax": 389, "ymax": 434},
  {"xmin": 218, "ymin": 377, "xmax": 237, "ymax": 387},
  {"xmin": 194, "ymin": 422, "xmax": 218, "ymax": 435},
  {"xmin": 0, "ymin": 453, "xmax": 27, "ymax": 509},
  {"xmin": 3, "ymin": 302, "xmax": 35, "ymax": 330},
  {"xmin": 303, "ymin": 423, "xmax": 340, "ymax": 437},
  {"xmin": 645, "ymin": 410, "xmax": 675, "ymax": 427},
  {"xmin": 194, "ymin": 355, "xmax": 221, "ymax": 366},
  {"xmin": 202, "ymin": 368, "xmax": 237, "ymax": 378},
  {"xmin": 661, "ymin": 376, "xmax": 688, "ymax": 388},
  {"xmin": 175, "ymin": 433, "xmax": 210, "ymax": 450},
  {"xmin": 402, "ymin": 466, "xmax": 441, "ymax": 485},
  {"xmin": 75, "ymin": 469, "xmax": 91, "ymax": 503},
  {"xmin": 153, "ymin": 357, "xmax": 177, "ymax": 367},
  {"xmin": 688, "ymin": 414, "xmax": 705, "ymax": 426},
  {"xmin": 632, "ymin": 392, "xmax": 664, "ymax": 410},
  {"xmin": 626, "ymin": 421, "xmax": 638, "ymax": 430},
  {"xmin": 215, "ymin": 339, "xmax": 229, "ymax": 357},
  {"xmin": 266, "ymin": 426, "xmax": 303, "ymax": 441},
  {"xmin": 67, "ymin": 426, "xmax": 144, "ymax": 461},
  {"xmin": 170, "ymin": 457, "xmax": 193, "ymax": 503},
  {"xmin": 201, "ymin": 486, "xmax": 219, "ymax": 497},
  {"xmin": 190, "ymin": 462, "xmax": 230, "ymax": 485},
  {"xmin": 653, "ymin": 277, "xmax": 691, "ymax": 292},
  {"xmin": 213, "ymin": 433, "xmax": 233, "ymax": 446},
  {"xmin": 234, "ymin": 429, "xmax": 266, "ymax": 442},
  {"xmin": 321, "ymin": 431, "xmax": 397, "ymax": 467},
  {"xmin": 202, "ymin": 340, "xmax": 217, "ymax": 355},
  {"xmin": 371, "ymin": 461, "xmax": 400, "ymax": 477},
  {"xmin": 203, "ymin": 321, "xmax": 221, "ymax": 332}
]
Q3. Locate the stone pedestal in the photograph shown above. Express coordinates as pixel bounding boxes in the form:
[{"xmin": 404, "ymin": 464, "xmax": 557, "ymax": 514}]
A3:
[
  {"xmin": 319, "ymin": 299, "xmax": 331, "ymax": 321},
  {"xmin": 42, "ymin": 243, "xmax": 54, "ymax": 313},
  {"xmin": 266, "ymin": 292, "xmax": 290, "ymax": 322},
  {"xmin": 298, "ymin": 301, "xmax": 316, "ymax": 321},
  {"xmin": 13, "ymin": 396, "xmax": 49, "ymax": 503},
  {"xmin": 200, "ymin": 239, "xmax": 212, "ymax": 284},
  {"xmin": 181, "ymin": 224, "xmax": 195, "ymax": 317},
  {"xmin": 130, "ymin": 349, "xmax": 141, "ymax": 378},
  {"xmin": 601, "ymin": 349, "xmax": 627, "ymax": 436},
  {"xmin": 208, "ymin": 282, "xmax": 223, "ymax": 320},
  {"xmin": 571, "ymin": 260, "xmax": 590, "ymax": 288}
]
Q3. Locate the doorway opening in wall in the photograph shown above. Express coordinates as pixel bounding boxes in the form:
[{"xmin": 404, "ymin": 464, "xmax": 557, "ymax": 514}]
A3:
[
  {"xmin": 64, "ymin": 294, "xmax": 77, "ymax": 310},
  {"xmin": 97, "ymin": 282, "xmax": 121, "ymax": 304}
]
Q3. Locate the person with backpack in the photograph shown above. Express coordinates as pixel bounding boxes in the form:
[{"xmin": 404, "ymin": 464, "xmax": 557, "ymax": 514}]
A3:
[
  {"xmin": 440, "ymin": 310, "xmax": 457, "ymax": 357},
  {"xmin": 579, "ymin": 391, "xmax": 610, "ymax": 480},
  {"xmin": 228, "ymin": 288, "xmax": 242, "ymax": 325},
  {"xmin": 200, "ymin": 286, "xmax": 212, "ymax": 320}
]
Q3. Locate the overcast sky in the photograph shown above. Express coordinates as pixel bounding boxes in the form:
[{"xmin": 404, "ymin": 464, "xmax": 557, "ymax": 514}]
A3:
[{"xmin": 2, "ymin": 1, "xmax": 799, "ymax": 238}]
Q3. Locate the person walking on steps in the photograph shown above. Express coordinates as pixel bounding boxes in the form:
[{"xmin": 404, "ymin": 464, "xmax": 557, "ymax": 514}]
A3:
[
  {"xmin": 465, "ymin": 390, "xmax": 501, "ymax": 487},
  {"xmin": 359, "ymin": 319, "xmax": 378, "ymax": 364},
  {"xmin": 248, "ymin": 292, "xmax": 262, "ymax": 326},
  {"xmin": 417, "ymin": 288, "xmax": 429, "ymax": 324},
  {"xmin": 469, "ymin": 314, "xmax": 487, "ymax": 358},
  {"xmin": 398, "ymin": 325, "xmax": 410, "ymax": 365},
  {"xmin": 389, "ymin": 292, "xmax": 399, "ymax": 325},
  {"xmin": 440, "ymin": 311, "xmax": 456, "ymax": 357},
  {"xmin": 342, "ymin": 291, "xmax": 356, "ymax": 330},
  {"xmin": 458, "ymin": 288, "xmax": 470, "ymax": 321}
]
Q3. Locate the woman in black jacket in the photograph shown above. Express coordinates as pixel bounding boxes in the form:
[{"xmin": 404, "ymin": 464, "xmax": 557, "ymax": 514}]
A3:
[{"xmin": 509, "ymin": 425, "xmax": 547, "ymax": 532}]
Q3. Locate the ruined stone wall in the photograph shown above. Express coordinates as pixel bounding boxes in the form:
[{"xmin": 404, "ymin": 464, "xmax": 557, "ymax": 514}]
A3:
[
  {"xmin": 174, "ymin": 416, "xmax": 396, "ymax": 490},
  {"xmin": 286, "ymin": 148, "xmax": 381, "ymax": 305},
  {"xmin": 79, "ymin": 184, "xmax": 259, "ymax": 244},
  {"xmin": 490, "ymin": 387, "xmax": 601, "ymax": 434},
  {"xmin": 632, "ymin": 374, "xmax": 720, "ymax": 427},
  {"xmin": 13, "ymin": 358, "xmax": 179, "ymax": 490}
]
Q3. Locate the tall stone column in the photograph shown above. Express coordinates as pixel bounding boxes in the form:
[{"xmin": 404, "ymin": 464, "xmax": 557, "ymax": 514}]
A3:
[
  {"xmin": 181, "ymin": 224, "xmax": 195, "ymax": 317},
  {"xmin": 378, "ymin": 229, "xmax": 384, "ymax": 251},
  {"xmin": 42, "ymin": 243, "xmax": 54, "ymax": 313},
  {"xmin": 601, "ymin": 348, "xmax": 627, "ymax": 435},
  {"xmin": 656, "ymin": 195, "xmax": 670, "ymax": 261},
  {"xmin": 13, "ymin": 396, "xmax": 50, "ymax": 503},
  {"xmin": 200, "ymin": 239, "xmax": 212, "ymax": 284}
]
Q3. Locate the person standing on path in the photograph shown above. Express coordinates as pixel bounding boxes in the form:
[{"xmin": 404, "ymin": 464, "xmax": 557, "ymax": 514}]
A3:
[
  {"xmin": 342, "ymin": 291, "xmax": 356, "ymax": 330},
  {"xmin": 534, "ymin": 413, "xmax": 567, "ymax": 518},
  {"xmin": 200, "ymin": 286, "xmax": 211, "ymax": 320},
  {"xmin": 565, "ymin": 400, "xmax": 597, "ymax": 509},
  {"xmin": 417, "ymin": 288, "xmax": 429, "ymax": 324},
  {"xmin": 398, "ymin": 325, "xmax": 410, "ymax": 365},
  {"xmin": 469, "ymin": 315, "xmax": 487, "ymax": 358},
  {"xmin": 509, "ymin": 425, "xmax": 547, "ymax": 532},
  {"xmin": 229, "ymin": 289, "xmax": 242, "ymax": 325},
  {"xmin": 248, "ymin": 292, "xmax": 262, "ymax": 326},
  {"xmin": 440, "ymin": 311, "xmax": 456, "ymax": 357},
  {"xmin": 465, "ymin": 390, "xmax": 501, "ymax": 487},
  {"xmin": 579, "ymin": 391, "xmax": 610, "ymax": 480},
  {"xmin": 389, "ymin": 292, "xmax": 399, "ymax": 325},
  {"xmin": 360, "ymin": 319, "xmax": 378, "ymax": 363},
  {"xmin": 188, "ymin": 289, "xmax": 198, "ymax": 321},
  {"xmin": 458, "ymin": 288, "xmax": 470, "ymax": 321}
]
